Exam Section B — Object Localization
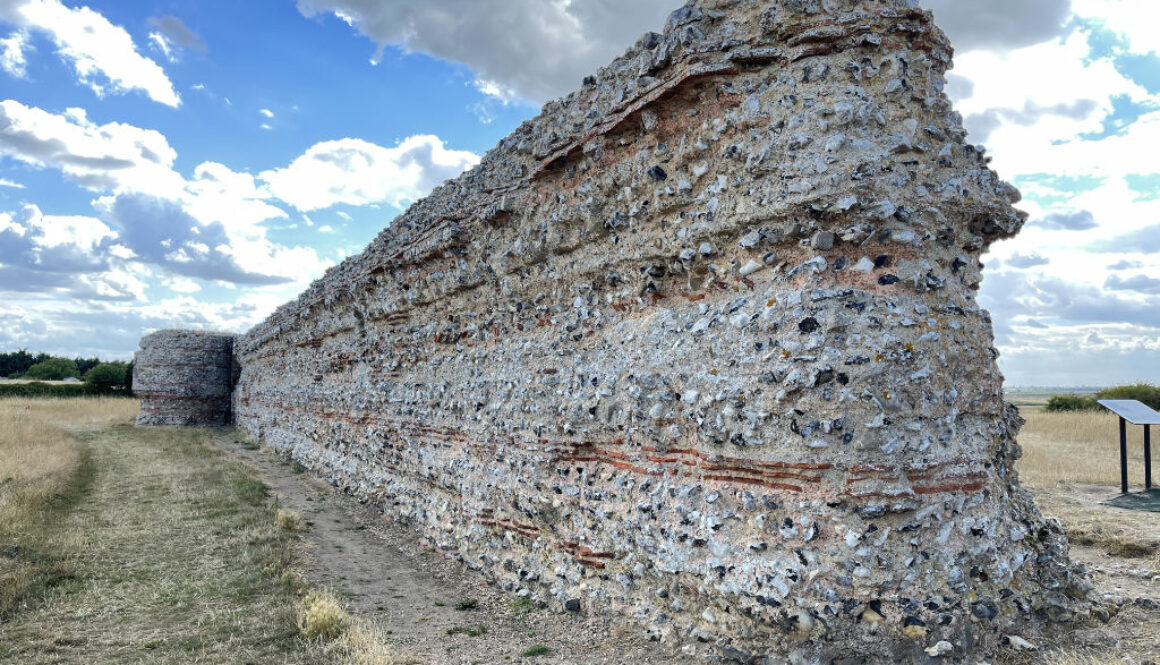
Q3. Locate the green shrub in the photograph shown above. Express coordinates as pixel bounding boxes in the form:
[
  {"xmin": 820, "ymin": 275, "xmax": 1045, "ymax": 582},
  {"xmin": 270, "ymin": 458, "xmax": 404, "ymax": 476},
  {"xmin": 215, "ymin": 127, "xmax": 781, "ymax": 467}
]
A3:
[
  {"xmin": 0, "ymin": 382, "xmax": 91, "ymax": 398},
  {"xmin": 85, "ymin": 363, "xmax": 127, "ymax": 393},
  {"xmin": 1095, "ymin": 382, "xmax": 1160, "ymax": 411},
  {"xmin": 1043, "ymin": 383, "xmax": 1160, "ymax": 412},
  {"xmin": 0, "ymin": 382, "xmax": 135, "ymax": 399},
  {"xmin": 1043, "ymin": 394, "xmax": 1100, "ymax": 412},
  {"xmin": 24, "ymin": 357, "xmax": 80, "ymax": 381}
]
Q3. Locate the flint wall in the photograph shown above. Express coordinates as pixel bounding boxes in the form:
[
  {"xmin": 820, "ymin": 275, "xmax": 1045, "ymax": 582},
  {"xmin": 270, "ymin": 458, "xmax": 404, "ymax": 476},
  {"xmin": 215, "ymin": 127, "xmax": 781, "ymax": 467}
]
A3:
[{"xmin": 142, "ymin": 1, "xmax": 1089, "ymax": 661}]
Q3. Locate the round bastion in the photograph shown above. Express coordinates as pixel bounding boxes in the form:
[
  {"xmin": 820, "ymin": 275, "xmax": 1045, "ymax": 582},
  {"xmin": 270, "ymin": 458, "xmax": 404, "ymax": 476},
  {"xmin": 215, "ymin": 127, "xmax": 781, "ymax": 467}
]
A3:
[{"xmin": 134, "ymin": 329, "xmax": 237, "ymax": 426}]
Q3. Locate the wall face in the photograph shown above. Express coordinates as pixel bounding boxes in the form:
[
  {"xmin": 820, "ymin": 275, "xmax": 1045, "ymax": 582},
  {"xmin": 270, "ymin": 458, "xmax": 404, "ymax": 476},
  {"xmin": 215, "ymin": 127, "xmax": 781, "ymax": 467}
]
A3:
[
  {"xmin": 232, "ymin": 1, "xmax": 1089, "ymax": 661},
  {"xmin": 135, "ymin": 330, "xmax": 237, "ymax": 426}
]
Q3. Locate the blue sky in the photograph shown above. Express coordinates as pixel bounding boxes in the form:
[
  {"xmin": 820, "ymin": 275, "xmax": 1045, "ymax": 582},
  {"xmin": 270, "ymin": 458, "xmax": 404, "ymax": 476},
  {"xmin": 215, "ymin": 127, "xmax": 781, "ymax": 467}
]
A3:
[{"xmin": 0, "ymin": 0, "xmax": 1157, "ymax": 387}]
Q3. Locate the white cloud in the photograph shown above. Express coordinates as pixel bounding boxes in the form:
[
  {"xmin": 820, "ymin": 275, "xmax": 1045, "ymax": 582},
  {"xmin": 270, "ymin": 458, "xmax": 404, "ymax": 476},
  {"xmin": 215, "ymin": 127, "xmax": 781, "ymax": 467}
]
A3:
[
  {"xmin": 148, "ymin": 32, "xmax": 174, "ymax": 63},
  {"xmin": 0, "ymin": 100, "xmax": 333, "ymax": 288},
  {"xmin": 0, "ymin": 204, "xmax": 141, "ymax": 301},
  {"xmin": 0, "ymin": 99, "xmax": 184, "ymax": 195},
  {"xmin": 296, "ymin": 0, "xmax": 676, "ymax": 104},
  {"xmin": 259, "ymin": 108, "xmax": 274, "ymax": 118},
  {"xmin": 184, "ymin": 161, "xmax": 286, "ymax": 237},
  {"xmin": 0, "ymin": 0, "xmax": 180, "ymax": 106},
  {"xmin": 163, "ymin": 276, "xmax": 201, "ymax": 294},
  {"xmin": 1073, "ymin": 0, "xmax": 1160, "ymax": 55},
  {"xmin": 952, "ymin": 30, "xmax": 1145, "ymax": 145},
  {"xmin": 260, "ymin": 135, "xmax": 479, "ymax": 211},
  {"xmin": 0, "ymin": 177, "xmax": 23, "ymax": 188},
  {"xmin": 259, "ymin": 123, "xmax": 273, "ymax": 131},
  {"xmin": 297, "ymin": 0, "xmax": 1080, "ymax": 106},
  {"xmin": 0, "ymin": 30, "xmax": 28, "ymax": 77},
  {"xmin": 0, "ymin": 288, "xmax": 300, "ymax": 360}
]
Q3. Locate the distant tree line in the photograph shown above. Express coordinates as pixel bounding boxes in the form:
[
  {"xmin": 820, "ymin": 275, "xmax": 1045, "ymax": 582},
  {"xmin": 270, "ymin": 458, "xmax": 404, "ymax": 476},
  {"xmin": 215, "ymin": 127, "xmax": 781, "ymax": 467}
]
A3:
[
  {"xmin": 0, "ymin": 349, "xmax": 133, "ymax": 397},
  {"xmin": 1044, "ymin": 383, "xmax": 1160, "ymax": 412}
]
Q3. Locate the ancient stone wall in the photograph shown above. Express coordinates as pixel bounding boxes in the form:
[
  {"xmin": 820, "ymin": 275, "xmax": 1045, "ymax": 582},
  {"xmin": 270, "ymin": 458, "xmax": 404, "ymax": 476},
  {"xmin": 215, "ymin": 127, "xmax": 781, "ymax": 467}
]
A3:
[
  {"xmin": 134, "ymin": 330, "xmax": 237, "ymax": 426},
  {"xmin": 221, "ymin": 0, "xmax": 1089, "ymax": 661}
]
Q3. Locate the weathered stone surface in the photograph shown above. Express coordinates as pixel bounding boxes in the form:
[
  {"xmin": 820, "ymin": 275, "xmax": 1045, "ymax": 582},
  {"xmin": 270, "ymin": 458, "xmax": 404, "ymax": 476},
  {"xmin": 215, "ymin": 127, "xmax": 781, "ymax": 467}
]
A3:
[
  {"xmin": 134, "ymin": 330, "xmax": 237, "ymax": 426},
  {"xmin": 139, "ymin": 0, "xmax": 1091, "ymax": 661}
]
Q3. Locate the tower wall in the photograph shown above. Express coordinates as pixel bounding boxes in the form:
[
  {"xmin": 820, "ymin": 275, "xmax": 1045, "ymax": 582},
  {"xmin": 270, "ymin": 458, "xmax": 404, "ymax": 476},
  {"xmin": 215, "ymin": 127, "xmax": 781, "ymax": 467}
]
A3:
[{"xmin": 134, "ymin": 330, "xmax": 237, "ymax": 427}]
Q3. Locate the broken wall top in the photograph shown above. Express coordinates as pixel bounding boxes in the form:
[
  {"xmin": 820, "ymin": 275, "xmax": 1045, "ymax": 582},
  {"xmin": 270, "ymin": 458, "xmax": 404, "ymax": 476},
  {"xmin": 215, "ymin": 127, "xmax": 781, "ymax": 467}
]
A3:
[{"xmin": 241, "ymin": 0, "xmax": 1023, "ymax": 354}]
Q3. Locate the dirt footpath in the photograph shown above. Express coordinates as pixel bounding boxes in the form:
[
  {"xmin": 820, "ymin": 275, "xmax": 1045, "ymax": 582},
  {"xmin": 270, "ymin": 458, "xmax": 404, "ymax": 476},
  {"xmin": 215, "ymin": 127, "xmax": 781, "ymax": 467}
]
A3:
[
  {"xmin": 216, "ymin": 431, "xmax": 700, "ymax": 665},
  {"xmin": 217, "ymin": 431, "xmax": 1160, "ymax": 665}
]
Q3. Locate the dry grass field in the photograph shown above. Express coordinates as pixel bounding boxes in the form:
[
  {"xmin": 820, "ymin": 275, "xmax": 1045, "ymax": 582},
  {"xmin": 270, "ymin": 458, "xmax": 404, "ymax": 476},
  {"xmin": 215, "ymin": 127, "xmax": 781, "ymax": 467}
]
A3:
[
  {"xmin": 0, "ymin": 397, "xmax": 138, "ymax": 617},
  {"xmin": 0, "ymin": 398, "xmax": 341, "ymax": 664},
  {"xmin": 1019, "ymin": 409, "xmax": 1150, "ymax": 488}
]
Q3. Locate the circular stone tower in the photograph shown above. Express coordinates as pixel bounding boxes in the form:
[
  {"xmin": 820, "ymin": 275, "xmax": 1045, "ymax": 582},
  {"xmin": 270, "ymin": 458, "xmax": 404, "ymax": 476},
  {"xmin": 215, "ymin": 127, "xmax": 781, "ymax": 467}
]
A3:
[{"xmin": 134, "ymin": 330, "xmax": 237, "ymax": 426}]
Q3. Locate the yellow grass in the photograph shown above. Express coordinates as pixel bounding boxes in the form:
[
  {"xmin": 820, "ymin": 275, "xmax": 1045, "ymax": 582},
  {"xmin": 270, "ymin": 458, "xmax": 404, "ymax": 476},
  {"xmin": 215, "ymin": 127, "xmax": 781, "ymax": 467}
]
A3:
[
  {"xmin": 0, "ymin": 397, "xmax": 138, "ymax": 618},
  {"xmin": 0, "ymin": 397, "xmax": 138, "ymax": 530},
  {"xmin": 299, "ymin": 587, "xmax": 422, "ymax": 665},
  {"xmin": 1018, "ymin": 409, "xmax": 1149, "ymax": 487}
]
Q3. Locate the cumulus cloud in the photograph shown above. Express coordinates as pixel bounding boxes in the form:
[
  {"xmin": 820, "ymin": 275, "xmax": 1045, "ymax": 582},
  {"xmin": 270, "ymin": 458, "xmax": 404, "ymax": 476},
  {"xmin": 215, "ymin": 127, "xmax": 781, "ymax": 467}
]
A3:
[
  {"xmin": 0, "ymin": 177, "xmax": 23, "ymax": 188},
  {"xmin": 0, "ymin": 0, "xmax": 180, "ymax": 106},
  {"xmin": 1034, "ymin": 210, "xmax": 1098, "ymax": 231},
  {"xmin": 0, "ymin": 100, "xmax": 483, "ymax": 291},
  {"xmin": 922, "ymin": 0, "xmax": 1073, "ymax": 53},
  {"xmin": 0, "ymin": 294, "xmax": 278, "ymax": 360},
  {"xmin": 1091, "ymin": 223, "xmax": 1160, "ymax": 253},
  {"xmin": 1073, "ymin": 0, "xmax": 1160, "ymax": 57},
  {"xmin": 981, "ymin": 269, "xmax": 1160, "ymax": 385},
  {"xmin": 296, "ymin": 0, "xmax": 675, "ymax": 104},
  {"xmin": 0, "ymin": 204, "xmax": 113, "ymax": 273},
  {"xmin": 1106, "ymin": 273, "xmax": 1160, "ymax": 294},
  {"xmin": 0, "ymin": 204, "xmax": 148, "ymax": 301},
  {"xmin": 293, "ymin": 0, "xmax": 1081, "ymax": 105},
  {"xmin": 95, "ymin": 193, "xmax": 292, "ymax": 286},
  {"xmin": 984, "ymin": 271, "xmax": 1160, "ymax": 330},
  {"xmin": 965, "ymin": 99, "xmax": 1099, "ymax": 143},
  {"xmin": 260, "ymin": 135, "xmax": 479, "ymax": 211},
  {"xmin": 0, "ymin": 99, "xmax": 181, "ymax": 193},
  {"xmin": 0, "ymin": 29, "xmax": 27, "ymax": 77},
  {"xmin": 0, "ymin": 101, "xmax": 337, "ymax": 289},
  {"xmin": 1005, "ymin": 252, "xmax": 1052, "ymax": 269},
  {"xmin": 1108, "ymin": 259, "xmax": 1143, "ymax": 270}
]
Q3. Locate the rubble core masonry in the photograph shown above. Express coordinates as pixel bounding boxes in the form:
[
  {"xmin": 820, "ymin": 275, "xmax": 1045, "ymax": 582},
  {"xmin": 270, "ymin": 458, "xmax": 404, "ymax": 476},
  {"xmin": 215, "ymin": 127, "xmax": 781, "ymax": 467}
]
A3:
[
  {"xmin": 133, "ymin": 0, "xmax": 1091, "ymax": 662},
  {"xmin": 134, "ymin": 330, "xmax": 237, "ymax": 426}
]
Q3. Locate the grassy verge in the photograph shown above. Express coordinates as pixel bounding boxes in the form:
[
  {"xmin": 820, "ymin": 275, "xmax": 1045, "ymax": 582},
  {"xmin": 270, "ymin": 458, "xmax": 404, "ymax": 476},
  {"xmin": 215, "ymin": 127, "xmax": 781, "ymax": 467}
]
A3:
[{"xmin": 0, "ymin": 399, "xmax": 328, "ymax": 664}]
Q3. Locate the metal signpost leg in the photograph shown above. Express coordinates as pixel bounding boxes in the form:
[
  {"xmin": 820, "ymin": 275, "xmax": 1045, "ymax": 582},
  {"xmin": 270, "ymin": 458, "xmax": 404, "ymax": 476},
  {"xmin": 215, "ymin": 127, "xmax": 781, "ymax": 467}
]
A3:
[
  {"xmin": 1146, "ymin": 425, "xmax": 1153, "ymax": 491},
  {"xmin": 1120, "ymin": 417, "xmax": 1129, "ymax": 494}
]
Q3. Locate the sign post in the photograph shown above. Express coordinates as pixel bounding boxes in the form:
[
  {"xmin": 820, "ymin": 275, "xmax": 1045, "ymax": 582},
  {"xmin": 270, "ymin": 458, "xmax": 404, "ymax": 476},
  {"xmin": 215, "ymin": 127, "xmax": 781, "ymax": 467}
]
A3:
[{"xmin": 1098, "ymin": 400, "xmax": 1160, "ymax": 494}]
